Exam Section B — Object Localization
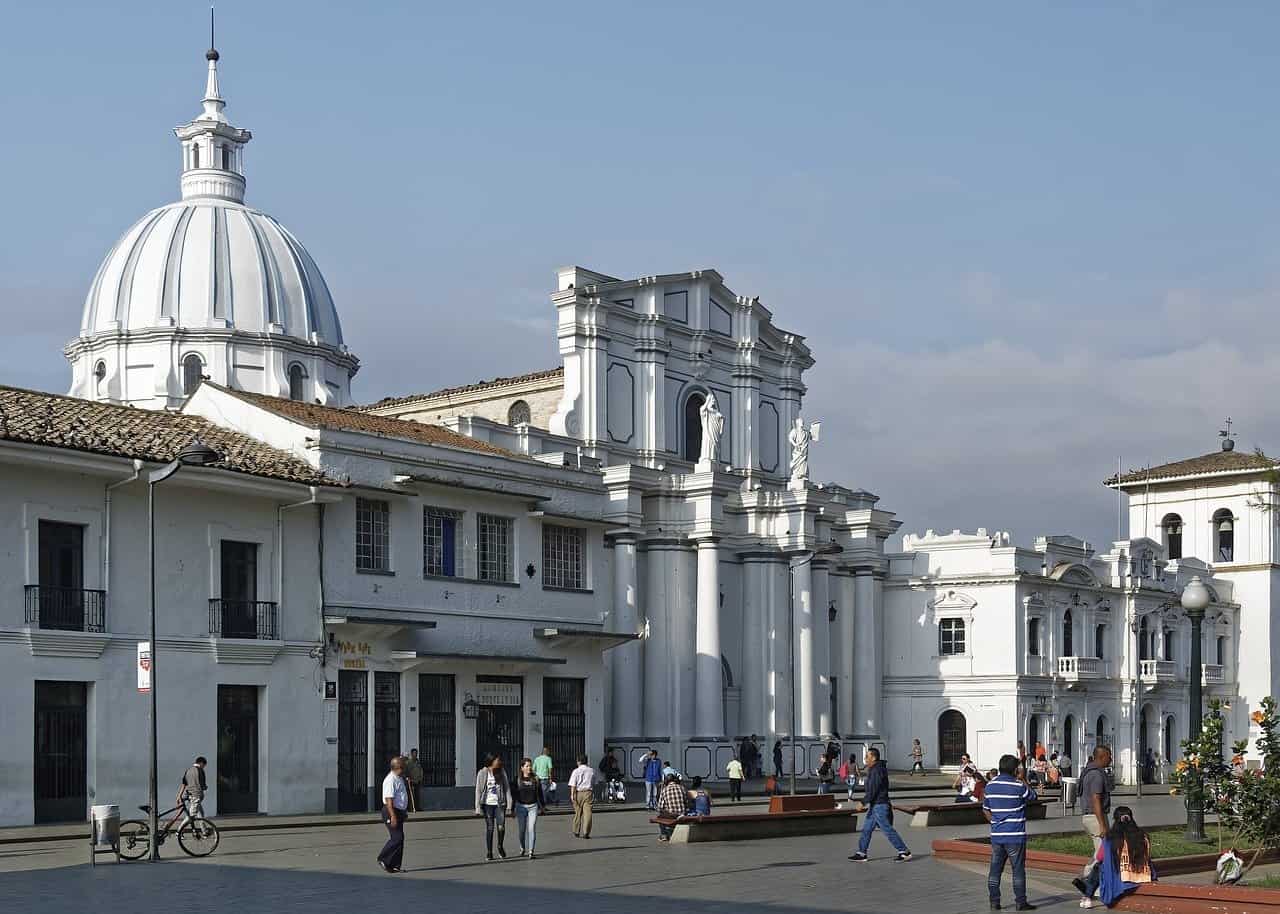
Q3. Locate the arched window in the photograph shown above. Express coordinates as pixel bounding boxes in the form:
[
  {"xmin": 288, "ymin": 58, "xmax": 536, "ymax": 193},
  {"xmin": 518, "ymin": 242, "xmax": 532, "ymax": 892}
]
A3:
[
  {"xmin": 1138, "ymin": 616, "xmax": 1150, "ymax": 661},
  {"xmin": 287, "ymin": 363, "xmax": 306, "ymax": 401},
  {"xmin": 1094, "ymin": 623, "xmax": 1106, "ymax": 660},
  {"xmin": 1095, "ymin": 714, "xmax": 1108, "ymax": 750},
  {"xmin": 1027, "ymin": 617, "xmax": 1041, "ymax": 656},
  {"xmin": 182, "ymin": 353, "xmax": 204, "ymax": 396},
  {"xmin": 1213, "ymin": 509, "xmax": 1234, "ymax": 563},
  {"xmin": 507, "ymin": 400, "xmax": 531, "ymax": 426},
  {"xmin": 1027, "ymin": 714, "xmax": 1040, "ymax": 749},
  {"xmin": 1216, "ymin": 635, "xmax": 1227, "ymax": 666},
  {"xmin": 1062, "ymin": 608, "xmax": 1074, "ymax": 657},
  {"xmin": 1163, "ymin": 716, "xmax": 1175, "ymax": 761},
  {"xmin": 1062, "ymin": 714, "xmax": 1076, "ymax": 765},
  {"xmin": 93, "ymin": 360, "xmax": 107, "ymax": 398},
  {"xmin": 683, "ymin": 392, "xmax": 705, "ymax": 462},
  {"xmin": 938, "ymin": 710, "xmax": 967, "ymax": 766},
  {"xmin": 1162, "ymin": 513, "xmax": 1183, "ymax": 560},
  {"xmin": 1163, "ymin": 628, "xmax": 1175, "ymax": 661}
]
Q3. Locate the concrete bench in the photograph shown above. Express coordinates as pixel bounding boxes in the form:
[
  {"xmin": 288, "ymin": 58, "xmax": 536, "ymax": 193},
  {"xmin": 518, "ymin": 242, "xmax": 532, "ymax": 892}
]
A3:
[
  {"xmin": 895, "ymin": 799, "xmax": 1048, "ymax": 827},
  {"xmin": 650, "ymin": 808, "xmax": 857, "ymax": 843}
]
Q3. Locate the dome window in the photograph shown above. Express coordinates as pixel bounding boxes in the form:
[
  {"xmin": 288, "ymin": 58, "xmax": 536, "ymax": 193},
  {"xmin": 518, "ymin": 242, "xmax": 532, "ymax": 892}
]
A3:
[
  {"xmin": 288, "ymin": 363, "xmax": 307, "ymax": 401},
  {"xmin": 182, "ymin": 354, "xmax": 204, "ymax": 396},
  {"xmin": 507, "ymin": 400, "xmax": 531, "ymax": 426},
  {"xmin": 192, "ymin": 144, "xmax": 200, "ymax": 170},
  {"xmin": 221, "ymin": 146, "xmax": 231, "ymax": 171},
  {"xmin": 93, "ymin": 360, "xmax": 107, "ymax": 398}
]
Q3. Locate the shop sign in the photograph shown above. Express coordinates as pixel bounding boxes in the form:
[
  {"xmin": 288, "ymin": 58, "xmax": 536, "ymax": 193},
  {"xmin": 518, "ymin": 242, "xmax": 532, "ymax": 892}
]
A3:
[
  {"xmin": 475, "ymin": 682, "xmax": 522, "ymax": 707},
  {"xmin": 340, "ymin": 640, "xmax": 370, "ymax": 670}
]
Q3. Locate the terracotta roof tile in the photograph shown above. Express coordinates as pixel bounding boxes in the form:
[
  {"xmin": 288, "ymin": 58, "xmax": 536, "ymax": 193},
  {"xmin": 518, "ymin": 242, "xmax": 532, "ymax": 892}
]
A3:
[
  {"xmin": 213, "ymin": 385, "xmax": 516, "ymax": 458},
  {"xmin": 1106, "ymin": 449, "xmax": 1275, "ymax": 486},
  {"xmin": 0, "ymin": 384, "xmax": 337, "ymax": 486},
  {"xmin": 362, "ymin": 367, "xmax": 563, "ymax": 410}
]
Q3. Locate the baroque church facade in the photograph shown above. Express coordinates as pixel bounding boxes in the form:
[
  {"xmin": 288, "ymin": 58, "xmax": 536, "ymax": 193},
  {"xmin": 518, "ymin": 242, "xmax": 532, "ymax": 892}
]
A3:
[{"xmin": 0, "ymin": 37, "xmax": 1268, "ymax": 825}]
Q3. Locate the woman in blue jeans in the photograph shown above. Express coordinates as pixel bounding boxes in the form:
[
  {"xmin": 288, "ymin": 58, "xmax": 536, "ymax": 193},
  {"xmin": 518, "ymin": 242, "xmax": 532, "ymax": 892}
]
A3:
[
  {"xmin": 511, "ymin": 758, "xmax": 547, "ymax": 860},
  {"xmin": 473, "ymin": 755, "xmax": 512, "ymax": 861}
]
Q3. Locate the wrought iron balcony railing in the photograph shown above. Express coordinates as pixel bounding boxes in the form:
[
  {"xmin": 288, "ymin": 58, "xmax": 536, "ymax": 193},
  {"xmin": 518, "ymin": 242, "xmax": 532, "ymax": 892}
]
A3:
[
  {"xmin": 208, "ymin": 599, "xmax": 279, "ymax": 640},
  {"xmin": 24, "ymin": 585, "xmax": 107, "ymax": 633}
]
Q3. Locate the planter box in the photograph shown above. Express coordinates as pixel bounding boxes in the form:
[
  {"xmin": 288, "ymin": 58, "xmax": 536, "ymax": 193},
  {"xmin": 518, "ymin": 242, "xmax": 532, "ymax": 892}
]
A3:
[
  {"xmin": 896, "ymin": 800, "xmax": 1048, "ymax": 828},
  {"xmin": 932, "ymin": 835, "xmax": 1280, "ymax": 876},
  {"xmin": 1111, "ymin": 883, "xmax": 1280, "ymax": 914}
]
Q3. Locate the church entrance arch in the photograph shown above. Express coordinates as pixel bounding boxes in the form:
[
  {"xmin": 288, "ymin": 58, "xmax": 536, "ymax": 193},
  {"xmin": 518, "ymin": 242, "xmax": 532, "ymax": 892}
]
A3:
[{"xmin": 938, "ymin": 710, "xmax": 966, "ymax": 766}]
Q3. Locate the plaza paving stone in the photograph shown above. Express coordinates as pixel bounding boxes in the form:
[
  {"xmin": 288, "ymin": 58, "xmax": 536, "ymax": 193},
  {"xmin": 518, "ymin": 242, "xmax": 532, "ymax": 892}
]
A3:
[{"xmin": 0, "ymin": 794, "xmax": 1194, "ymax": 913}]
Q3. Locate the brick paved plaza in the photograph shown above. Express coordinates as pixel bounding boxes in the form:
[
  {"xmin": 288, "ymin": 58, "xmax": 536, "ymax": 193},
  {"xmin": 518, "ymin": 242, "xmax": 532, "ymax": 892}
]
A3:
[{"xmin": 0, "ymin": 794, "xmax": 1200, "ymax": 913}]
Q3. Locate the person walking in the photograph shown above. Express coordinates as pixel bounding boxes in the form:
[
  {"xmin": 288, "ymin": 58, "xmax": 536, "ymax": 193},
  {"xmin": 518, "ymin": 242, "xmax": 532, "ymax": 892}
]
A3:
[
  {"xmin": 179, "ymin": 756, "xmax": 208, "ymax": 819},
  {"xmin": 725, "ymin": 755, "xmax": 744, "ymax": 802},
  {"xmin": 643, "ymin": 749, "xmax": 663, "ymax": 810},
  {"xmin": 568, "ymin": 753, "xmax": 596, "ymax": 838},
  {"xmin": 511, "ymin": 758, "xmax": 546, "ymax": 859},
  {"xmin": 910, "ymin": 739, "xmax": 925, "ymax": 775},
  {"xmin": 533, "ymin": 746, "xmax": 555, "ymax": 805},
  {"xmin": 983, "ymin": 753, "xmax": 1038, "ymax": 911},
  {"xmin": 1075, "ymin": 806, "xmax": 1155, "ymax": 909},
  {"xmin": 405, "ymin": 748, "xmax": 424, "ymax": 812},
  {"xmin": 749, "ymin": 735, "xmax": 762, "ymax": 779},
  {"xmin": 473, "ymin": 754, "xmax": 511, "ymax": 861},
  {"xmin": 1071, "ymin": 746, "xmax": 1113, "ymax": 901},
  {"xmin": 849, "ymin": 747, "xmax": 912, "ymax": 862},
  {"xmin": 656, "ymin": 772, "xmax": 689, "ymax": 842},
  {"xmin": 773, "ymin": 740, "xmax": 784, "ymax": 778},
  {"xmin": 816, "ymin": 753, "xmax": 836, "ymax": 794},
  {"xmin": 840, "ymin": 753, "xmax": 861, "ymax": 803},
  {"xmin": 377, "ymin": 756, "xmax": 410, "ymax": 873}
]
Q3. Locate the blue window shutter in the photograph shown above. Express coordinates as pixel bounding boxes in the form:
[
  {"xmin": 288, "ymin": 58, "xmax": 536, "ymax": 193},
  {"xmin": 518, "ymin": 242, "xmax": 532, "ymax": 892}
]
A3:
[{"xmin": 442, "ymin": 518, "xmax": 456, "ymax": 576}]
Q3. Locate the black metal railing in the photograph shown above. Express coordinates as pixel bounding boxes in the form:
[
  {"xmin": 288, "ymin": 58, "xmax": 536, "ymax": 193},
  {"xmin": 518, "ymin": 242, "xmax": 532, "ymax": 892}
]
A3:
[
  {"xmin": 24, "ymin": 585, "xmax": 107, "ymax": 633},
  {"xmin": 208, "ymin": 599, "xmax": 279, "ymax": 640}
]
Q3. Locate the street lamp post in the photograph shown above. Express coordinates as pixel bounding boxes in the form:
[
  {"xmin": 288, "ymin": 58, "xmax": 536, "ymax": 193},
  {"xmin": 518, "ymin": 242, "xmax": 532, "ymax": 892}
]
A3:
[
  {"xmin": 1180, "ymin": 575, "xmax": 1211, "ymax": 843},
  {"xmin": 787, "ymin": 542, "xmax": 843, "ymax": 796},
  {"xmin": 146, "ymin": 438, "xmax": 220, "ymax": 861}
]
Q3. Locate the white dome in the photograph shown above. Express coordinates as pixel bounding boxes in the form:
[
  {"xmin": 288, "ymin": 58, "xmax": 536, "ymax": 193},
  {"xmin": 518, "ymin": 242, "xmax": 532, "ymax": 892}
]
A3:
[{"xmin": 80, "ymin": 198, "xmax": 345, "ymax": 348}]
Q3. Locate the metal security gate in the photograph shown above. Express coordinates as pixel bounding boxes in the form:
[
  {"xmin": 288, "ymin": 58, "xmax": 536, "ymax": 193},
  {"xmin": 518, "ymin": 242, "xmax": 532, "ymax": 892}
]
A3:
[
  {"xmin": 373, "ymin": 672, "xmax": 401, "ymax": 778},
  {"xmin": 418, "ymin": 674, "xmax": 455, "ymax": 786},
  {"xmin": 938, "ymin": 709, "xmax": 967, "ymax": 767},
  {"xmin": 34, "ymin": 681, "xmax": 87, "ymax": 824},
  {"xmin": 542, "ymin": 678, "xmax": 585, "ymax": 784},
  {"xmin": 338, "ymin": 671, "xmax": 369, "ymax": 811},
  {"xmin": 475, "ymin": 676, "xmax": 522, "ymax": 776},
  {"xmin": 216, "ymin": 685, "xmax": 259, "ymax": 815}
]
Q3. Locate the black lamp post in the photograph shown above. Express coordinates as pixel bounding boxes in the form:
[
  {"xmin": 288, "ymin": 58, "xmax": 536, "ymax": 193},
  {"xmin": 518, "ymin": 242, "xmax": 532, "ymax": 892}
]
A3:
[
  {"xmin": 146, "ymin": 437, "xmax": 220, "ymax": 860},
  {"xmin": 1180, "ymin": 575, "xmax": 1211, "ymax": 843}
]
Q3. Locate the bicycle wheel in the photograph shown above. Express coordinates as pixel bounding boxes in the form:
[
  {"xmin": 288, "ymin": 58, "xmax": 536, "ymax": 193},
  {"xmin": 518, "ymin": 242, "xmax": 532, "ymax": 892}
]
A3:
[
  {"xmin": 177, "ymin": 817, "xmax": 220, "ymax": 857},
  {"xmin": 117, "ymin": 819, "xmax": 151, "ymax": 860}
]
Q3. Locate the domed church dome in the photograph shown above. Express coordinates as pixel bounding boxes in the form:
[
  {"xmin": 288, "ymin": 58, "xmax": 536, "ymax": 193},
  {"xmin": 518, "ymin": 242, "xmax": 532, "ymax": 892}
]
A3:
[{"xmin": 66, "ymin": 42, "xmax": 359, "ymax": 409}]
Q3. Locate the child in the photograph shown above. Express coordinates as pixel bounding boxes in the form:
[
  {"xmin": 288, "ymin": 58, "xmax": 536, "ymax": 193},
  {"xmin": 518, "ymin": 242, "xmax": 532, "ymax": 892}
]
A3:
[{"xmin": 1073, "ymin": 806, "xmax": 1155, "ymax": 909}]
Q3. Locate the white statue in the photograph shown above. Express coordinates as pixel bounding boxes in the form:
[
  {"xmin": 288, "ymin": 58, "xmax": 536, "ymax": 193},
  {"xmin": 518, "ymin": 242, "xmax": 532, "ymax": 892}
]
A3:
[
  {"xmin": 698, "ymin": 393, "xmax": 724, "ymax": 465},
  {"xmin": 789, "ymin": 416, "xmax": 820, "ymax": 481}
]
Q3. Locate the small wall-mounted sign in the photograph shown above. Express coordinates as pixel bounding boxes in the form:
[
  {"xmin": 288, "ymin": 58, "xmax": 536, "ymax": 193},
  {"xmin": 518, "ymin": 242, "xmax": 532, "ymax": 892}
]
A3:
[
  {"xmin": 475, "ymin": 681, "xmax": 522, "ymax": 707},
  {"xmin": 324, "ymin": 681, "xmax": 337, "ymax": 700}
]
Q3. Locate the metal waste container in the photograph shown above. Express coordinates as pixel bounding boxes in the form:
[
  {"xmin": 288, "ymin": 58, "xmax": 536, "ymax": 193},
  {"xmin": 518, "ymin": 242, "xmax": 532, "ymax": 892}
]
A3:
[
  {"xmin": 91, "ymin": 805, "xmax": 119, "ymax": 848},
  {"xmin": 1061, "ymin": 777, "xmax": 1079, "ymax": 809}
]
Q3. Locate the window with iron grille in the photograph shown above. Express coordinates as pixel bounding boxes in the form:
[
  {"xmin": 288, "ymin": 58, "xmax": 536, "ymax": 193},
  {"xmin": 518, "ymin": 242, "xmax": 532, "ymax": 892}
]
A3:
[
  {"xmin": 542, "ymin": 524, "xmax": 584, "ymax": 590},
  {"xmin": 477, "ymin": 514, "xmax": 513, "ymax": 582},
  {"xmin": 423, "ymin": 508, "xmax": 461, "ymax": 577},
  {"xmin": 356, "ymin": 498, "xmax": 391, "ymax": 573},
  {"xmin": 939, "ymin": 618, "xmax": 966, "ymax": 656}
]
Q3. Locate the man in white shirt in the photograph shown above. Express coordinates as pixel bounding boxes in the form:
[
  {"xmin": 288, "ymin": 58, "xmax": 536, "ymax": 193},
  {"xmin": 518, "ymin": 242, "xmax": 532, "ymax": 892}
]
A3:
[
  {"xmin": 377, "ymin": 756, "xmax": 409, "ymax": 873},
  {"xmin": 567, "ymin": 754, "xmax": 597, "ymax": 838}
]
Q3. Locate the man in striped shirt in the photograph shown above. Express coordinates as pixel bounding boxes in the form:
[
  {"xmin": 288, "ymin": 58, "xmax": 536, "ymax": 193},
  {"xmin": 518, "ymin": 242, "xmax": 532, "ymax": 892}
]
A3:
[{"xmin": 982, "ymin": 754, "xmax": 1038, "ymax": 911}]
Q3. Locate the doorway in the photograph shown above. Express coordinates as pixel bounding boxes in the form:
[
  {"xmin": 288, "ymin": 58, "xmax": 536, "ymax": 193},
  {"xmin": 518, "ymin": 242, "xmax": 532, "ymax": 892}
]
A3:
[
  {"xmin": 543, "ymin": 678, "xmax": 585, "ymax": 784},
  {"xmin": 34, "ymin": 681, "xmax": 87, "ymax": 823},
  {"xmin": 37, "ymin": 521, "xmax": 86, "ymax": 631},
  {"xmin": 475, "ymin": 676, "xmax": 523, "ymax": 775},
  {"xmin": 216, "ymin": 685, "xmax": 259, "ymax": 815},
  {"xmin": 1062, "ymin": 714, "xmax": 1077, "ymax": 770},
  {"xmin": 938, "ymin": 709, "xmax": 967, "ymax": 766},
  {"xmin": 337, "ymin": 670, "xmax": 368, "ymax": 812},
  {"xmin": 218, "ymin": 541, "xmax": 259, "ymax": 639},
  {"xmin": 373, "ymin": 672, "xmax": 401, "ymax": 777}
]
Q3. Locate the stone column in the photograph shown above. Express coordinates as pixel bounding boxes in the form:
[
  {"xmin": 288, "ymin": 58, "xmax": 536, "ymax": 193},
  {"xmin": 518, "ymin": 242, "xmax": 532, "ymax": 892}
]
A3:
[
  {"xmin": 611, "ymin": 534, "xmax": 642, "ymax": 737},
  {"xmin": 837, "ymin": 572, "xmax": 856, "ymax": 737},
  {"xmin": 642, "ymin": 542, "xmax": 674, "ymax": 737},
  {"xmin": 695, "ymin": 538, "xmax": 725, "ymax": 737},
  {"xmin": 852, "ymin": 568, "xmax": 878, "ymax": 737},
  {"xmin": 766, "ymin": 557, "xmax": 792, "ymax": 736},
  {"xmin": 739, "ymin": 557, "xmax": 768, "ymax": 736},
  {"xmin": 813, "ymin": 561, "xmax": 832, "ymax": 738},
  {"xmin": 793, "ymin": 556, "xmax": 817, "ymax": 737}
]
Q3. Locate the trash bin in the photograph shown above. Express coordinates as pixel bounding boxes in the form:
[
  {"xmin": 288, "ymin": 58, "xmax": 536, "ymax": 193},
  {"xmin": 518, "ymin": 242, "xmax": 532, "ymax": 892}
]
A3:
[
  {"xmin": 91, "ymin": 804, "xmax": 119, "ymax": 848},
  {"xmin": 1061, "ymin": 777, "xmax": 1079, "ymax": 807}
]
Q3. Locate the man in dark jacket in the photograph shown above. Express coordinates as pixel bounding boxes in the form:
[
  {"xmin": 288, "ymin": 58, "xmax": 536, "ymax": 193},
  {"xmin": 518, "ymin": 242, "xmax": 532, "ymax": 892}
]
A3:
[
  {"xmin": 849, "ymin": 747, "xmax": 912, "ymax": 862},
  {"xmin": 643, "ymin": 749, "xmax": 663, "ymax": 810}
]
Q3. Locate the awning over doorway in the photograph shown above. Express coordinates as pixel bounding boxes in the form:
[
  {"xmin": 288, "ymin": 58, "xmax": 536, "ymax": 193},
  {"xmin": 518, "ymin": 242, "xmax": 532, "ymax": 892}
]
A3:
[
  {"xmin": 389, "ymin": 650, "xmax": 568, "ymax": 671},
  {"xmin": 324, "ymin": 613, "xmax": 437, "ymax": 641},
  {"xmin": 533, "ymin": 626, "xmax": 640, "ymax": 650}
]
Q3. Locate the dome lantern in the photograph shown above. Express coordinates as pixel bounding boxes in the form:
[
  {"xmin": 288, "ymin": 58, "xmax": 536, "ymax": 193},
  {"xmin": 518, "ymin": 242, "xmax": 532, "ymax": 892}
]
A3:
[{"xmin": 173, "ymin": 31, "xmax": 252, "ymax": 203}]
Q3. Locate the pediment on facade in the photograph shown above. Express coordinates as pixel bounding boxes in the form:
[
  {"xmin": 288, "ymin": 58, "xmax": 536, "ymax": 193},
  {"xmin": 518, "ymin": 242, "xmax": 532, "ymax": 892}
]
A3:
[
  {"xmin": 927, "ymin": 589, "xmax": 977, "ymax": 620},
  {"xmin": 1050, "ymin": 562, "xmax": 1099, "ymax": 586}
]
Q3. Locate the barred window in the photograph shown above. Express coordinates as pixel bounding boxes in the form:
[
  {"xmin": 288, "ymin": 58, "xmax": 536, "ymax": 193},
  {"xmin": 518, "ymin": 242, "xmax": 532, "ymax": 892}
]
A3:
[
  {"xmin": 477, "ymin": 514, "xmax": 513, "ymax": 582},
  {"xmin": 423, "ymin": 508, "xmax": 461, "ymax": 577},
  {"xmin": 939, "ymin": 618, "xmax": 966, "ymax": 656},
  {"xmin": 542, "ymin": 524, "xmax": 584, "ymax": 590},
  {"xmin": 356, "ymin": 498, "xmax": 391, "ymax": 572}
]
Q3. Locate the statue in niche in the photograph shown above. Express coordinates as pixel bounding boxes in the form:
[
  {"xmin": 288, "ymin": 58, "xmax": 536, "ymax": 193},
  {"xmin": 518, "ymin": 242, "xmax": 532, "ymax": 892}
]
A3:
[
  {"xmin": 789, "ymin": 416, "xmax": 820, "ymax": 481},
  {"xmin": 698, "ymin": 393, "xmax": 724, "ymax": 465}
]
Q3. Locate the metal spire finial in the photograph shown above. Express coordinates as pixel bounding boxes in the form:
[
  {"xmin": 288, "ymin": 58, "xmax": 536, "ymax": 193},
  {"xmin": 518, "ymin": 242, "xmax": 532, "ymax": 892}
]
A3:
[{"xmin": 206, "ymin": 5, "xmax": 219, "ymax": 61}]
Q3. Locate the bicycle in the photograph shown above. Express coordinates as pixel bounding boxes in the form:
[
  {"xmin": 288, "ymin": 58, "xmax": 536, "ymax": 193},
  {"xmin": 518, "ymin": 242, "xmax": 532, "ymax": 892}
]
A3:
[{"xmin": 117, "ymin": 803, "xmax": 220, "ymax": 860}]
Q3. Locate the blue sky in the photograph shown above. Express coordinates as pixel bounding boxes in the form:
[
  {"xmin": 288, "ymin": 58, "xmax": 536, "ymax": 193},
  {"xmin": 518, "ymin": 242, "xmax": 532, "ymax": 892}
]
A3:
[{"xmin": 4, "ymin": 2, "xmax": 1280, "ymax": 548}]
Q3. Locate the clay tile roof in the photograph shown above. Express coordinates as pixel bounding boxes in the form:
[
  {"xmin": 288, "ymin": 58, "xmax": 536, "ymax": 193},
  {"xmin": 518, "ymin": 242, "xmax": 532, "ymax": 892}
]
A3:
[
  {"xmin": 1105, "ymin": 448, "xmax": 1276, "ymax": 486},
  {"xmin": 213, "ymin": 385, "xmax": 516, "ymax": 458},
  {"xmin": 0, "ymin": 384, "xmax": 338, "ymax": 486},
  {"xmin": 361, "ymin": 367, "xmax": 563, "ymax": 410}
]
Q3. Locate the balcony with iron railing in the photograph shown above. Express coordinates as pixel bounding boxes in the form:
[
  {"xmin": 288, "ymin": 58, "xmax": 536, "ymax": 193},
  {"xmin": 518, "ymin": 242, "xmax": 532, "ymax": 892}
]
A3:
[
  {"xmin": 208, "ymin": 599, "xmax": 279, "ymax": 640},
  {"xmin": 1140, "ymin": 659, "xmax": 1180, "ymax": 684},
  {"xmin": 1057, "ymin": 656, "xmax": 1105, "ymax": 682},
  {"xmin": 24, "ymin": 585, "xmax": 107, "ymax": 633}
]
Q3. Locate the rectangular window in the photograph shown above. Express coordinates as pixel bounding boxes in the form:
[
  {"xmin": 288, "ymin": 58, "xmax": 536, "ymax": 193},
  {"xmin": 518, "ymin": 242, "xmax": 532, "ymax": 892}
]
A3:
[
  {"xmin": 939, "ymin": 618, "xmax": 966, "ymax": 656},
  {"xmin": 423, "ymin": 508, "xmax": 460, "ymax": 577},
  {"xmin": 1027, "ymin": 618, "xmax": 1041, "ymax": 656},
  {"xmin": 542, "ymin": 524, "xmax": 584, "ymax": 590},
  {"xmin": 477, "ymin": 514, "xmax": 513, "ymax": 583},
  {"xmin": 356, "ymin": 498, "xmax": 391, "ymax": 573},
  {"xmin": 35, "ymin": 521, "xmax": 87, "ymax": 632}
]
